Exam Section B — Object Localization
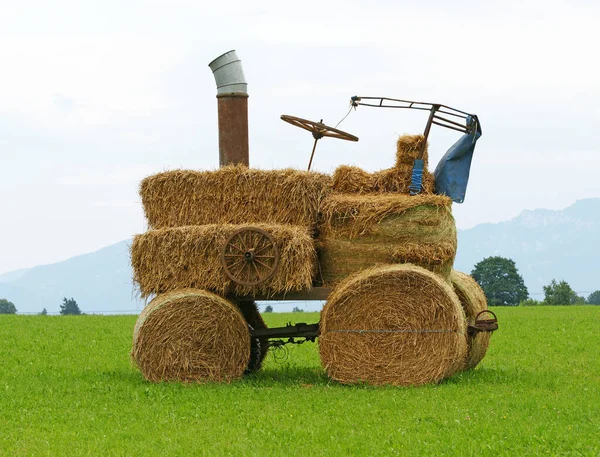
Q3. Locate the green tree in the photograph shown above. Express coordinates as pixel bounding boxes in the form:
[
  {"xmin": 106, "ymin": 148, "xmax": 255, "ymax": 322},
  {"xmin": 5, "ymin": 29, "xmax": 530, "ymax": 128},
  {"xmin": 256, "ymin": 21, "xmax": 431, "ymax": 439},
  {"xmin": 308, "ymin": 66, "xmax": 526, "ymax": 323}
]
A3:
[
  {"xmin": 471, "ymin": 256, "xmax": 529, "ymax": 306},
  {"xmin": 40, "ymin": 308, "xmax": 48, "ymax": 315},
  {"xmin": 264, "ymin": 305, "xmax": 273, "ymax": 313},
  {"xmin": 587, "ymin": 290, "xmax": 600, "ymax": 305},
  {"xmin": 292, "ymin": 307, "xmax": 304, "ymax": 313},
  {"xmin": 519, "ymin": 298, "xmax": 541, "ymax": 306},
  {"xmin": 60, "ymin": 297, "xmax": 81, "ymax": 315},
  {"xmin": 0, "ymin": 298, "xmax": 17, "ymax": 314},
  {"xmin": 543, "ymin": 280, "xmax": 581, "ymax": 305}
]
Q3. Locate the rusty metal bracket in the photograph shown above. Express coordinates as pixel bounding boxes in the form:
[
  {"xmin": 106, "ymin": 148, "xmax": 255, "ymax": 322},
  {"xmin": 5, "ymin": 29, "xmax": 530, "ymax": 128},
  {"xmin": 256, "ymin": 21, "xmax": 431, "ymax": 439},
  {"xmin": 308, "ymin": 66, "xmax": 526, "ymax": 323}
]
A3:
[{"xmin": 468, "ymin": 310, "xmax": 499, "ymax": 334}]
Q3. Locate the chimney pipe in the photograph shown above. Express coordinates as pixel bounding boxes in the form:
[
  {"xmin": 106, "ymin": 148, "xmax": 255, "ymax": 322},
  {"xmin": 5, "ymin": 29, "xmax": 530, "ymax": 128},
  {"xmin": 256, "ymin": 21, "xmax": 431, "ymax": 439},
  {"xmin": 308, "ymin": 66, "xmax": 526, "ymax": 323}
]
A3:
[{"xmin": 209, "ymin": 50, "xmax": 249, "ymax": 167}]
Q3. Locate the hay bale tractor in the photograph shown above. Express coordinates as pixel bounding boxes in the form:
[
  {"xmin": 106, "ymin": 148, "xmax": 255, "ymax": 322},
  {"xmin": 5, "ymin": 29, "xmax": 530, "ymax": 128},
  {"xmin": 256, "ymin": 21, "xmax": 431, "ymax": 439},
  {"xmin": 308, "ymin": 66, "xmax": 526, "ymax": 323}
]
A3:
[{"xmin": 131, "ymin": 50, "xmax": 498, "ymax": 386}]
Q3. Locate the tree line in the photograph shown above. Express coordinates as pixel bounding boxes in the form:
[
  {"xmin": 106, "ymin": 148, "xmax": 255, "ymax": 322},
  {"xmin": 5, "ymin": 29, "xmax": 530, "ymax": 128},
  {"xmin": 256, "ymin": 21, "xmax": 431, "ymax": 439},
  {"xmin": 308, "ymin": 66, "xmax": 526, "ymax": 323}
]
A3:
[
  {"xmin": 0, "ymin": 297, "xmax": 82, "ymax": 315},
  {"xmin": 472, "ymin": 256, "xmax": 600, "ymax": 306}
]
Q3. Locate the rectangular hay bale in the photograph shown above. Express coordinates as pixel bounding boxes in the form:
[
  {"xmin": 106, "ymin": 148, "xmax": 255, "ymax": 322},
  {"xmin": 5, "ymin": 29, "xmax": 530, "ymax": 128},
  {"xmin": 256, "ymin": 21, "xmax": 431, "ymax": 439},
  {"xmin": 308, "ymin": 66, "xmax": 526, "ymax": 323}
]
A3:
[
  {"xmin": 318, "ymin": 194, "xmax": 456, "ymax": 284},
  {"xmin": 131, "ymin": 223, "xmax": 317, "ymax": 297},
  {"xmin": 140, "ymin": 165, "xmax": 332, "ymax": 231}
]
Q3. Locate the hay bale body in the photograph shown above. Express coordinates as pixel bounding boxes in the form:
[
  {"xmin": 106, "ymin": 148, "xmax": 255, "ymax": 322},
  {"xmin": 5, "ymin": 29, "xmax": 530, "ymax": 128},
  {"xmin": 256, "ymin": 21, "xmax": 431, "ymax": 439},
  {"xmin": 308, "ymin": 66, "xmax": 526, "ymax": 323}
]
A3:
[
  {"xmin": 332, "ymin": 134, "xmax": 434, "ymax": 194},
  {"xmin": 131, "ymin": 224, "xmax": 316, "ymax": 297},
  {"xmin": 318, "ymin": 194, "xmax": 456, "ymax": 284},
  {"xmin": 140, "ymin": 166, "xmax": 331, "ymax": 231},
  {"xmin": 132, "ymin": 289, "xmax": 250, "ymax": 382},
  {"xmin": 319, "ymin": 264, "xmax": 467, "ymax": 386},
  {"xmin": 450, "ymin": 270, "xmax": 491, "ymax": 370}
]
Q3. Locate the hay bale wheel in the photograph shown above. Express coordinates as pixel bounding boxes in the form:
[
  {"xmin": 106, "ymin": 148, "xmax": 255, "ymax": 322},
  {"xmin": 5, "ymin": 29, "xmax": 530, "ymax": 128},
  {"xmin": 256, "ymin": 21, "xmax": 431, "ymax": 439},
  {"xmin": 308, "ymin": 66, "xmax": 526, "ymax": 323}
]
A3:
[
  {"xmin": 450, "ymin": 270, "xmax": 492, "ymax": 370},
  {"xmin": 233, "ymin": 299, "xmax": 269, "ymax": 373},
  {"xmin": 319, "ymin": 264, "xmax": 467, "ymax": 386},
  {"xmin": 132, "ymin": 289, "xmax": 250, "ymax": 382}
]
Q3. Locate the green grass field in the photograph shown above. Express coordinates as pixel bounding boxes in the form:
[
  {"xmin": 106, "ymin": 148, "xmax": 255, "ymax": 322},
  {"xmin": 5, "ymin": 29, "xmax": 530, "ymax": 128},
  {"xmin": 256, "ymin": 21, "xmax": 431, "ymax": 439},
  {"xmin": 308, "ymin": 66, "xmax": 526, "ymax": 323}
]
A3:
[{"xmin": 1, "ymin": 306, "xmax": 598, "ymax": 456}]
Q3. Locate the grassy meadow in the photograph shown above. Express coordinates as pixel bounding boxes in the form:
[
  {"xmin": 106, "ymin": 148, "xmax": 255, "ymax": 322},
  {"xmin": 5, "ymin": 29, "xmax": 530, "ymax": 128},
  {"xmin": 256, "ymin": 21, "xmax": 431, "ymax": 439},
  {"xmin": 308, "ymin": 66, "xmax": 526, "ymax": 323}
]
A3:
[{"xmin": 1, "ymin": 306, "xmax": 598, "ymax": 456}]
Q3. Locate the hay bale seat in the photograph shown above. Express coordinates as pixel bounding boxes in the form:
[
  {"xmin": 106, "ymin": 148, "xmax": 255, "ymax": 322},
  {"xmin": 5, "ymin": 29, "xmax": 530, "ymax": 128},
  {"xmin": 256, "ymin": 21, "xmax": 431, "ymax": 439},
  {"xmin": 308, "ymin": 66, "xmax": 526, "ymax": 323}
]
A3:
[
  {"xmin": 332, "ymin": 134, "xmax": 435, "ymax": 194},
  {"xmin": 450, "ymin": 270, "xmax": 492, "ymax": 370},
  {"xmin": 319, "ymin": 264, "xmax": 467, "ymax": 386},
  {"xmin": 140, "ymin": 166, "xmax": 332, "ymax": 232},
  {"xmin": 131, "ymin": 223, "xmax": 317, "ymax": 297},
  {"xmin": 318, "ymin": 193, "xmax": 457, "ymax": 285},
  {"xmin": 132, "ymin": 289, "xmax": 250, "ymax": 382}
]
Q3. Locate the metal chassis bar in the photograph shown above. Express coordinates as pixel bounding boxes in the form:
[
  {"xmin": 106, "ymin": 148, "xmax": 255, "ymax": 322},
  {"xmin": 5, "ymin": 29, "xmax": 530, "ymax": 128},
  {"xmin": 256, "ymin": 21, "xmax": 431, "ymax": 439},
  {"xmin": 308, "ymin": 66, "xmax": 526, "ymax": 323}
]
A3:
[
  {"xmin": 251, "ymin": 322, "xmax": 320, "ymax": 340},
  {"xmin": 231, "ymin": 286, "xmax": 331, "ymax": 302}
]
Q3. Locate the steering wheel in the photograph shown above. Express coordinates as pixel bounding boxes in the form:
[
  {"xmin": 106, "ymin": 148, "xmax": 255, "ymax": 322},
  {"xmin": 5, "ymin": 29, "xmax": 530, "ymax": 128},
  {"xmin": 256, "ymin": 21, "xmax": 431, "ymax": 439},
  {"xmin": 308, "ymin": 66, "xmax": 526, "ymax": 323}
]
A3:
[
  {"xmin": 280, "ymin": 115, "xmax": 359, "ymax": 142},
  {"xmin": 280, "ymin": 115, "xmax": 358, "ymax": 170}
]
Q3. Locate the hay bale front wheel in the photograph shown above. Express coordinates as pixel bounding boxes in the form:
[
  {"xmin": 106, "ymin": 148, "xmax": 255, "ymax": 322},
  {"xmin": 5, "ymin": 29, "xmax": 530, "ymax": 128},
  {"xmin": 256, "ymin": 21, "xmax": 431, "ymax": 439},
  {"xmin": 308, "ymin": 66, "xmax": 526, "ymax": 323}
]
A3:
[
  {"xmin": 319, "ymin": 264, "xmax": 467, "ymax": 386},
  {"xmin": 221, "ymin": 227, "xmax": 280, "ymax": 286},
  {"xmin": 132, "ymin": 289, "xmax": 251, "ymax": 383}
]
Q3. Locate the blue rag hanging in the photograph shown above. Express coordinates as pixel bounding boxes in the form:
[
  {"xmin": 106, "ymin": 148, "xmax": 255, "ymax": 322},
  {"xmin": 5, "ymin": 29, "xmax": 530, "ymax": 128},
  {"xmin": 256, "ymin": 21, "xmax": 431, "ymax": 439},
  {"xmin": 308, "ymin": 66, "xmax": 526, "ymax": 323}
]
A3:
[{"xmin": 433, "ymin": 116, "xmax": 482, "ymax": 203}]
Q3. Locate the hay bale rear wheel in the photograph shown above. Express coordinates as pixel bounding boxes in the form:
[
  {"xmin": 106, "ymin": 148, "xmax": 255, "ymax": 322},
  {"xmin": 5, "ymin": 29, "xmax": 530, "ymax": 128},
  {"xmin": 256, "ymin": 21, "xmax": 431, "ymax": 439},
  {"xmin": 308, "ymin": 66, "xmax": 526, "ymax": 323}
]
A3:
[
  {"xmin": 450, "ymin": 270, "xmax": 492, "ymax": 370},
  {"xmin": 132, "ymin": 289, "xmax": 250, "ymax": 382},
  {"xmin": 221, "ymin": 227, "xmax": 280, "ymax": 286},
  {"xmin": 319, "ymin": 264, "xmax": 467, "ymax": 386},
  {"xmin": 233, "ymin": 299, "xmax": 270, "ymax": 373}
]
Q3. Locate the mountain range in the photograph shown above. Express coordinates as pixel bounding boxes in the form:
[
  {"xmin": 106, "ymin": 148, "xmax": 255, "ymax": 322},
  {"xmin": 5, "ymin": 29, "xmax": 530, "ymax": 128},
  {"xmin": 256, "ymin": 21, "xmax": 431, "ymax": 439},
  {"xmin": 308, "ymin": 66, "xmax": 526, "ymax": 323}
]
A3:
[{"xmin": 1, "ymin": 198, "xmax": 598, "ymax": 313}]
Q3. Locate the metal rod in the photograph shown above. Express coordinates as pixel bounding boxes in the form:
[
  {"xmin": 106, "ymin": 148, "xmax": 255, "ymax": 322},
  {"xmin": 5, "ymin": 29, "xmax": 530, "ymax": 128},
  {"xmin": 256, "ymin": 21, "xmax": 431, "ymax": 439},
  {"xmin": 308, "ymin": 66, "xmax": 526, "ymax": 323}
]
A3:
[
  {"xmin": 307, "ymin": 138, "xmax": 319, "ymax": 171},
  {"xmin": 433, "ymin": 114, "xmax": 467, "ymax": 129},
  {"xmin": 231, "ymin": 286, "xmax": 331, "ymax": 301},
  {"xmin": 251, "ymin": 323, "xmax": 320, "ymax": 339},
  {"xmin": 354, "ymin": 96, "xmax": 472, "ymax": 117},
  {"xmin": 431, "ymin": 121, "xmax": 467, "ymax": 133},
  {"xmin": 436, "ymin": 108, "xmax": 468, "ymax": 119},
  {"xmin": 419, "ymin": 105, "xmax": 439, "ymax": 160}
]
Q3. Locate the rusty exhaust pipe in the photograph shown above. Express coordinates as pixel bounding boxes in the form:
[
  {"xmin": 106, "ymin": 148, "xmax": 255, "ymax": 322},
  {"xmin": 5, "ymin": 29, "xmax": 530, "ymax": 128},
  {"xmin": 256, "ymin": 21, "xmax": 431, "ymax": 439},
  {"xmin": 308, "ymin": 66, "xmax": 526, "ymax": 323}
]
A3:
[{"xmin": 209, "ymin": 50, "xmax": 249, "ymax": 167}]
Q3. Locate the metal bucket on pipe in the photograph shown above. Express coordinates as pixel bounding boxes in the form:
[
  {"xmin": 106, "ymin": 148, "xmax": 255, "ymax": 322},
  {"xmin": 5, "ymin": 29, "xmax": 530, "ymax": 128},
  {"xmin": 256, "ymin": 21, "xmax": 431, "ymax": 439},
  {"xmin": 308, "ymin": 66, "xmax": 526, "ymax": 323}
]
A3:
[{"xmin": 209, "ymin": 50, "xmax": 249, "ymax": 166}]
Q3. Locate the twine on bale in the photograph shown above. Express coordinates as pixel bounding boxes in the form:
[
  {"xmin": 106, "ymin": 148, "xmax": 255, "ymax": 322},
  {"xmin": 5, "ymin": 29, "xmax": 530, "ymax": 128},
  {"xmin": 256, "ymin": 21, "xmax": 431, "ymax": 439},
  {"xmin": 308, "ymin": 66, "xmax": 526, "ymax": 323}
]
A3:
[
  {"xmin": 140, "ymin": 165, "xmax": 332, "ymax": 232},
  {"xmin": 330, "ymin": 329, "xmax": 465, "ymax": 334},
  {"xmin": 318, "ymin": 194, "xmax": 457, "ymax": 284},
  {"xmin": 131, "ymin": 223, "xmax": 317, "ymax": 297},
  {"xmin": 132, "ymin": 289, "xmax": 250, "ymax": 383},
  {"xmin": 319, "ymin": 264, "xmax": 467, "ymax": 386},
  {"xmin": 450, "ymin": 270, "xmax": 492, "ymax": 370},
  {"xmin": 331, "ymin": 134, "xmax": 435, "ymax": 194}
]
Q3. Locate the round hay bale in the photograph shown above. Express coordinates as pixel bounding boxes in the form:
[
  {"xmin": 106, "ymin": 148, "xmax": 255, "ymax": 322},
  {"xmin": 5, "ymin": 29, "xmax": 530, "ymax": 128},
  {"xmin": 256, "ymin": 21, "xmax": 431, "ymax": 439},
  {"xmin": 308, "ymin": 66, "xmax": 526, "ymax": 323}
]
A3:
[
  {"xmin": 449, "ymin": 270, "xmax": 491, "ymax": 370},
  {"xmin": 233, "ymin": 299, "xmax": 269, "ymax": 373},
  {"xmin": 319, "ymin": 264, "xmax": 467, "ymax": 386},
  {"xmin": 132, "ymin": 289, "xmax": 250, "ymax": 382},
  {"xmin": 318, "ymin": 194, "xmax": 456, "ymax": 285}
]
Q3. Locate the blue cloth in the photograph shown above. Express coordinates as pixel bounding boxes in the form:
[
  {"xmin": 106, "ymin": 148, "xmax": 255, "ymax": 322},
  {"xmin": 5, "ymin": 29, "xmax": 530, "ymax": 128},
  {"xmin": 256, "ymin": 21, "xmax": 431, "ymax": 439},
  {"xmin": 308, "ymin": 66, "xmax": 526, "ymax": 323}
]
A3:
[
  {"xmin": 433, "ymin": 116, "xmax": 482, "ymax": 203},
  {"xmin": 409, "ymin": 159, "xmax": 424, "ymax": 195}
]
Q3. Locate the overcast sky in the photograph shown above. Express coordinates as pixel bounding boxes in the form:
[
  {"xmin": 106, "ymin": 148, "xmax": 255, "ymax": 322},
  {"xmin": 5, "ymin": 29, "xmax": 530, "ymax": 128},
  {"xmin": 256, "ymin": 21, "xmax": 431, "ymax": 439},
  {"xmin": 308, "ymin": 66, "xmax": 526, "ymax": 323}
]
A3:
[{"xmin": 1, "ymin": 0, "xmax": 599, "ymax": 274}]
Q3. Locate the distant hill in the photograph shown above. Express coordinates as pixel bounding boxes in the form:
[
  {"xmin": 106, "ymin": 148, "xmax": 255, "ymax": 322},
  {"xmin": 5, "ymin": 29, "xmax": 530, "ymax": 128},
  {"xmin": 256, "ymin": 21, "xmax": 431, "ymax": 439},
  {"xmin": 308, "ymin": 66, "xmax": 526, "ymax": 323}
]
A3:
[
  {"xmin": 454, "ymin": 198, "xmax": 600, "ymax": 299},
  {"xmin": 0, "ymin": 267, "xmax": 31, "ymax": 283},
  {"xmin": 0, "ymin": 241, "xmax": 141, "ymax": 314},
  {"xmin": 1, "ymin": 198, "xmax": 598, "ymax": 313}
]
